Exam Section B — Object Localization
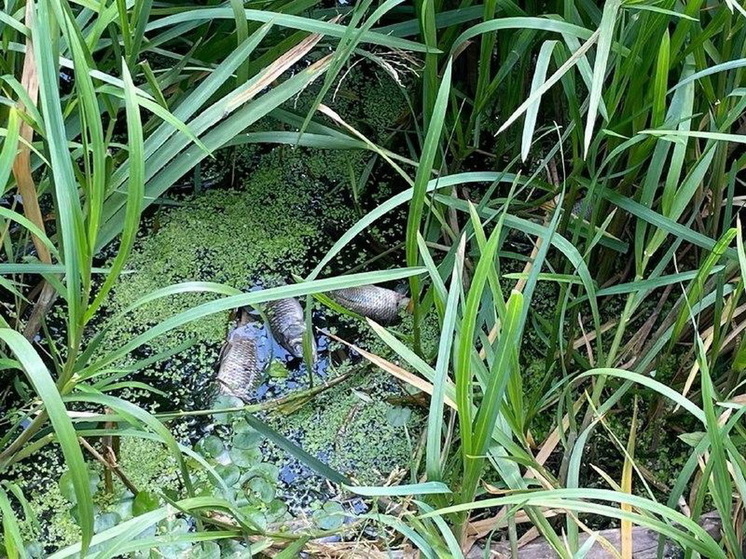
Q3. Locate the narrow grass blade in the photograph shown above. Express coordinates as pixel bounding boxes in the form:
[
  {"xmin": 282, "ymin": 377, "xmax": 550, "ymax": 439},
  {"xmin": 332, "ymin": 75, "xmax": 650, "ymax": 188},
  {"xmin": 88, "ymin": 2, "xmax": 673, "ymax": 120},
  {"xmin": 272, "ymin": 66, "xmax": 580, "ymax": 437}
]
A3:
[
  {"xmin": 32, "ymin": 0, "xmax": 87, "ymax": 340},
  {"xmin": 426, "ymin": 235, "xmax": 463, "ymax": 481},
  {"xmin": 0, "ymin": 486, "xmax": 26, "ymax": 559},
  {"xmin": 243, "ymin": 414, "xmax": 350, "ymax": 485},
  {"xmin": 0, "ymin": 330, "xmax": 93, "ymax": 553},
  {"xmin": 584, "ymin": 0, "xmax": 621, "ymax": 156},
  {"xmin": 145, "ymin": 9, "xmax": 432, "ymax": 53},
  {"xmin": 85, "ymin": 61, "xmax": 145, "ymax": 321},
  {"xmin": 345, "ymin": 482, "xmax": 451, "ymax": 496},
  {"xmin": 82, "ymin": 269, "xmax": 424, "ymax": 375},
  {"xmin": 307, "ymin": 171, "xmax": 520, "ymax": 280},
  {"xmin": 522, "ymin": 40, "xmax": 557, "ymax": 161},
  {"xmin": 0, "ymin": 107, "xmax": 20, "ymax": 192}
]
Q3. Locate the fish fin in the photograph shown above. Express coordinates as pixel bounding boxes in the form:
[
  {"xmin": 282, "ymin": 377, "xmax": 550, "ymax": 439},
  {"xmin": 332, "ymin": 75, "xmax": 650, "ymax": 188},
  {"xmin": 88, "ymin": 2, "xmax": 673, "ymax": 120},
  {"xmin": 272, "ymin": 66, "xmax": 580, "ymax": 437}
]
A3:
[{"xmin": 405, "ymin": 297, "xmax": 415, "ymax": 314}]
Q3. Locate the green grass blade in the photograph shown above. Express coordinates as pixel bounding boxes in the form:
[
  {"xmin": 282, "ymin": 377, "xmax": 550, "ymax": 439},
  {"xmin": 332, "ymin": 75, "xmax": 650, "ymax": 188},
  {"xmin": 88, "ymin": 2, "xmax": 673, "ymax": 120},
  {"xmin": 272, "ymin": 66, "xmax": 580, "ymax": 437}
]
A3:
[
  {"xmin": 85, "ymin": 60, "xmax": 145, "ymax": 321},
  {"xmin": 307, "ymin": 170, "xmax": 521, "ymax": 280},
  {"xmin": 345, "ymin": 482, "xmax": 451, "ymax": 496},
  {"xmin": 406, "ymin": 57, "xmax": 451, "ymax": 346},
  {"xmin": 465, "ymin": 291, "xmax": 523, "ymax": 501},
  {"xmin": 584, "ymin": 0, "xmax": 621, "ymax": 156},
  {"xmin": 68, "ymin": 393, "xmax": 195, "ymax": 497},
  {"xmin": 81, "ymin": 269, "xmax": 424, "ymax": 374},
  {"xmin": 0, "ymin": 107, "xmax": 20, "ymax": 192},
  {"xmin": 243, "ymin": 414, "xmax": 351, "ymax": 485},
  {"xmin": 0, "ymin": 486, "xmax": 27, "ymax": 559},
  {"xmin": 0, "ymin": 206, "xmax": 59, "ymax": 261},
  {"xmin": 522, "ymin": 40, "xmax": 557, "ymax": 161},
  {"xmin": 426, "ymin": 235, "xmax": 463, "ymax": 482},
  {"xmin": 0, "ymin": 329, "xmax": 93, "ymax": 553},
  {"xmin": 48, "ymin": 504, "xmax": 175, "ymax": 559},
  {"xmin": 32, "ymin": 0, "xmax": 88, "ymax": 340},
  {"xmin": 455, "ymin": 224, "xmax": 502, "ymax": 467},
  {"xmin": 145, "ymin": 8, "xmax": 432, "ymax": 53}
]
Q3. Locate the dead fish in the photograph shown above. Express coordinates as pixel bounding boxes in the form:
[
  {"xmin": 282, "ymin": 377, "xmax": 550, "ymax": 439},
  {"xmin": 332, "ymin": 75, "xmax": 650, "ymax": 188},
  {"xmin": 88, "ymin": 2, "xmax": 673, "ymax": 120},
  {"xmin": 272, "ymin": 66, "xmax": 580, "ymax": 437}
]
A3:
[
  {"xmin": 216, "ymin": 325, "xmax": 261, "ymax": 402},
  {"xmin": 266, "ymin": 297, "xmax": 316, "ymax": 360},
  {"xmin": 328, "ymin": 285, "xmax": 409, "ymax": 325}
]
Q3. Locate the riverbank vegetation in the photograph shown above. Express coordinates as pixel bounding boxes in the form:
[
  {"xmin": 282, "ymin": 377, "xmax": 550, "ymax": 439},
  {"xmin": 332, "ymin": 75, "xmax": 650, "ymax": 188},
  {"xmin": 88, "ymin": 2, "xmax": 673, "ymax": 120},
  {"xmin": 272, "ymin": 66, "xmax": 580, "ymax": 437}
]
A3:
[{"xmin": 1, "ymin": 0, "xmax": 745, "ymax": 556}]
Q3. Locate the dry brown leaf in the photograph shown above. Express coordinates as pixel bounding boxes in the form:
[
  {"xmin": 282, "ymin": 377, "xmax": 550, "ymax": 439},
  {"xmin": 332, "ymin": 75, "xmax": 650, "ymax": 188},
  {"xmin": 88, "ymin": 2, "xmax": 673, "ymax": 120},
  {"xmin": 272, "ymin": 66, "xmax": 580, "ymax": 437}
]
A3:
[
  {"xmin": 322, "ymin": 328, "xmax": 458, "ymax": 410},
  {"xmin": 11, "ymin": 1, "xmax": 50, "ymax": 265},
  {"xmin": 225, "ymin": 33, "xmax": 327, "ymax": 113}
]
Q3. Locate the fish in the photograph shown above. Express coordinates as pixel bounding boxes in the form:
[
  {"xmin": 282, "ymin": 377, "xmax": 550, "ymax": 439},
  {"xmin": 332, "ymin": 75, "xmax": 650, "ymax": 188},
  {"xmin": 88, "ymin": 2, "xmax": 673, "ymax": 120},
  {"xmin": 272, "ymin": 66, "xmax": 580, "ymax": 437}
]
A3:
[
  {"xmin": 266, "ymin": 297, "xmax": 316, "ymax": 361},
  {"xmin": 328, "ymin": 285, "xmax": 409, "ymax": 325},
  {"xmin": 216, "ymin": 324, "xmax": 262, "ymax": 402}
]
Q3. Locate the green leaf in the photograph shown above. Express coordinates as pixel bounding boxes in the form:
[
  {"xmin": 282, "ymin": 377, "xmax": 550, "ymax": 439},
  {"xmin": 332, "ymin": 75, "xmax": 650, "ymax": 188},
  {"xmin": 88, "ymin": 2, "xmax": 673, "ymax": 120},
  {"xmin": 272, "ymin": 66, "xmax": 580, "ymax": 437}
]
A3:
[
  {"xmin": 229, "ymin": 447, "xmax": 261, "ymax": 468},
  {"xmin": 0, "ymin": 330, "xmax": 93, "ymax": 553},
  {"xmin": 232, "ymin": 427, "xmax": 262, "ymax": 450},
  {"xmin": 312, "ymin": 501, "xmax": 345, "ymax": 530},
  {"xmin": 197, "ymin": 435, "xmax": 224, "ymax": 458},
  {"xmin": 345, "ymin": 482, "xmax": 452, "ymax": 496},
  {"xmin": 246, "ymin": 477, "xmax": 275, "ymax": 504},
  {"xmin": 215, "ymin": 465, "xmax": 241, "ymax": 487},
  {"xmin": 584, "ymin": 0, "xmax": 622, "ymax": 156},
  {"xmin": 133, "ymin": 491, "xmax": 161, "ymax": 516},
  {"xmin": 385, "ymin": 406, "xmax": 412, "ymax": 428}
]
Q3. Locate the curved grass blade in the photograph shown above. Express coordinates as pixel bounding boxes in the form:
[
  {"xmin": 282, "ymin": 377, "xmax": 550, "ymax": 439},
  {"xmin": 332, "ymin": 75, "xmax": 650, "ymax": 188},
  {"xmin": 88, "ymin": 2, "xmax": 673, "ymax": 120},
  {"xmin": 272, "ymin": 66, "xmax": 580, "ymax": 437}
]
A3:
[
  {"xmin": 307, "ymin": 171, "xmax": 522, "ymax": 281},
  {"xmin": 66, "ymin": 393, "xmax": 195, "ymax": 496},
  {"xmin": 577, "ymin": 368, "xmax": 705, "ymax": 422},
  {"xmin": 144, "ymin": 8, "xmax": 432, "ymax": 53},
  {"xmin": 0, "ymin": 329, "xmax": 93, "ymax": 553},
  {"xmin": 0, "ymin": 206, "xmax": 59, "ymax": 261},
  {"xmin": 48, "ymin": 504, "xmax": 175, "ymax": 559},
  {"xmin": 421, "ymin": 490, "xmax": 723, "ymax": 558},
  {"xmin": 82, "ymin": 269, "xmax": 423, "ymax": 375}
]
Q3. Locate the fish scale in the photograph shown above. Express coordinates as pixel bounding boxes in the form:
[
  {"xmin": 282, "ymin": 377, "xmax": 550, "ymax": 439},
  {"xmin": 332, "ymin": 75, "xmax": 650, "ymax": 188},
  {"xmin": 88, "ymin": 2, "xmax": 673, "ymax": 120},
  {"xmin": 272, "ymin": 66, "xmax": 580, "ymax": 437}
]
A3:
[
  {"xmin": 266, "ymin": 297, "xmax": 316, "ymax": 360},
  {"xmin": 216, "ymin": 326, "xmax": 261, "ymax": 401},
  {"xmin": 328, "ymin": 285, "xmax": 408, "ymax": 325}
]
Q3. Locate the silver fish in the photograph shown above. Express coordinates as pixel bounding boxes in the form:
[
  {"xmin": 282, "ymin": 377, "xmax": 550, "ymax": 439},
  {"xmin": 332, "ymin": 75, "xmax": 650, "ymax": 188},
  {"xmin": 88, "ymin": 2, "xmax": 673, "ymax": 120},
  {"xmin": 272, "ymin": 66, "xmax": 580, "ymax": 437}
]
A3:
[
  {"xmin": 328, "ymin": 285, "xmax": 409, "ymax": 325},
  {"xmin": 266, "ymin": 297, "xmax": 316, "ymax": 360},
  {"xmin": 216, "ymin": 325, "xmax": 261, "ymax": 401}
]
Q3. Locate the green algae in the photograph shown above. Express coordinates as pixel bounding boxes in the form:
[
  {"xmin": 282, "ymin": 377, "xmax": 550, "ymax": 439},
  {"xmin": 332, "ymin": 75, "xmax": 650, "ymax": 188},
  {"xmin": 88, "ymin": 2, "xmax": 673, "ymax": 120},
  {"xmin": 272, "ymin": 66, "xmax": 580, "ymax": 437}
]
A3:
[
  {"xmin": 3, "ymin": 437, "xmax": 188, "ymax": 552},
  {"xmin": 4, "ymin": 64, "xmax": 421, "ymax": 553},
  {"xmin": 93, "ymin": 142, "xmax": 365, "ymax": 416},
  {"xmin": 264, "ymin": 365, "xmax": 422, "ymax": 486}
]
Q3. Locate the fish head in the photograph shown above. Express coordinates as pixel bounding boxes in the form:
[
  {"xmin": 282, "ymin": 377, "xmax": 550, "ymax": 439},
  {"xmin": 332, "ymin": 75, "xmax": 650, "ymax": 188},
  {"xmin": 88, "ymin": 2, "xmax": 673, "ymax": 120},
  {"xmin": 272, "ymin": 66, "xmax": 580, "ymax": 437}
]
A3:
[
  {"xmin": 288, "ymin": 336, "xmax": 317, "ymax": 363},
  {"xmin": 284, "ymin": 325, "xmax": 317, "ymax": 362},
  {"xmin": 395, "ymin": 292, "xmax": 412, "ymax": 313}
]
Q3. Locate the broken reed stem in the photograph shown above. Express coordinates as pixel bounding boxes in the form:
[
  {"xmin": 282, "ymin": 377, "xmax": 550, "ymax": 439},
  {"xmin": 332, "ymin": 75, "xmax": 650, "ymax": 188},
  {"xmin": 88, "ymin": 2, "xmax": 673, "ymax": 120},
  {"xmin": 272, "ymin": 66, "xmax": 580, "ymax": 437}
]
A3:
[{"xmin": 79, "ymin": 436, "xmax": 140, "ymax": 495}]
